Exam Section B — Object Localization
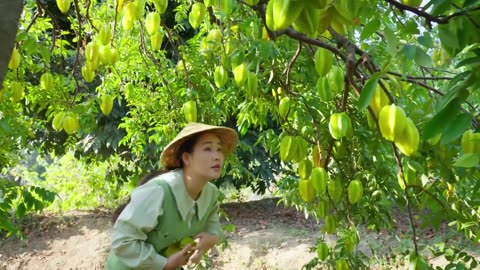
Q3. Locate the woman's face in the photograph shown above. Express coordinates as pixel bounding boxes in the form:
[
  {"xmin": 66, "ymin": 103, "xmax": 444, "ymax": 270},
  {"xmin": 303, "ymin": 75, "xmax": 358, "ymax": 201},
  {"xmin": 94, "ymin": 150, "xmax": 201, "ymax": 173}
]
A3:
[{"xmin": 182, "ymin": 132, "xmax": 225, "ymax": 181}]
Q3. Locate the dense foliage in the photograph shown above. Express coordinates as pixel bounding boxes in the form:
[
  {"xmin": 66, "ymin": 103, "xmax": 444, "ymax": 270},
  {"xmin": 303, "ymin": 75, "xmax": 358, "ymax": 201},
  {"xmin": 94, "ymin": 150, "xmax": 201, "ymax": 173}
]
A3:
[{"xmin": 1, "ymin": 0, "xmax": 479, "ymax": 268}]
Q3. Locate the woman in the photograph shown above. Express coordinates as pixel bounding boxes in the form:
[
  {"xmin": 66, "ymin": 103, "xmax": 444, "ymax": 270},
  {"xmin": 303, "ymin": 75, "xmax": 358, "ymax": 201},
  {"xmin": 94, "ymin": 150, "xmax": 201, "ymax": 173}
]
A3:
[{"xmin": 105, "ymin": 122, "xmax": 238, "ymax": 270}]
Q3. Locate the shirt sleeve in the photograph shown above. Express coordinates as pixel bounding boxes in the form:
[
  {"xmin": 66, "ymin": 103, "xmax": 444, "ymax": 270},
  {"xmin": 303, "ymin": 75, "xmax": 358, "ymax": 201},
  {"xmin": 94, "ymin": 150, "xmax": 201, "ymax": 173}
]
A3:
[
  {"xmin": 110, "ymin": 183, "xmax": 168, "ymax": 269},
  {"xmin": 204, "ymin": 192, "xmax": 225, "ymax": 241}
]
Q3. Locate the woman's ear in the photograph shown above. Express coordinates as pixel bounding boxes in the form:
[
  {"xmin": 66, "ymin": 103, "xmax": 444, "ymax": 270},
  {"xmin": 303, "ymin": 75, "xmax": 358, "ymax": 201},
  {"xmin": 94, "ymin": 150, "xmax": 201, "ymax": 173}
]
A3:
[{"xmin": 181, "ymin": 152, "xmax": 191, "ymax": 167}]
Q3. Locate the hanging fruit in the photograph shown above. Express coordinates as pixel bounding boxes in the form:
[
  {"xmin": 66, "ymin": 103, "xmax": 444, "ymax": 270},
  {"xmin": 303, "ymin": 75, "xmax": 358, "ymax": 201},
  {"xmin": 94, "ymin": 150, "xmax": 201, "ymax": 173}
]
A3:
[
  {"xmin": 8, "ymin": 47, "xmax": 20, "ymax": 70},
  {"xmin": 214, "ymin": 65, "xmax": 228, "ymax": 88},
  {"xmin": 329, "ymin": 112, "xmax": 353, "ymax": 140},
  {"xmin": 100, "ymin": 94, "xmax": 114, "ymax": 116},
  {"xmin": 145, "ymin": 12, "xmax": 161, "ymax": 36},
  {"xmin": 314, "ymin": 47, "xmax": 334, "ymax": 77},
  {"xmin": 183, "ymin": 100, "xmax": 197, "ymax": 122},
  {"xmin": 378, "ymin": 104, "xmax": 408, "ymax": 142},
  {"xmin": 189, "ymin": 2, "xmax": 206, "ymax": 29},
  {"xmin": 298, "ymin": 179, "xmax": 315, "ymax": 202}
]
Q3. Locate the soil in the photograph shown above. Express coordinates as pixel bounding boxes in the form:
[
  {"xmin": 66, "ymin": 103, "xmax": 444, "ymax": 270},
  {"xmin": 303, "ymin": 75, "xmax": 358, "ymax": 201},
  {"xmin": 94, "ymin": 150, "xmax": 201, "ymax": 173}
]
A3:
[{"xmin": 0, "ymin": 197, "xmax": 478, "ymax": 270}]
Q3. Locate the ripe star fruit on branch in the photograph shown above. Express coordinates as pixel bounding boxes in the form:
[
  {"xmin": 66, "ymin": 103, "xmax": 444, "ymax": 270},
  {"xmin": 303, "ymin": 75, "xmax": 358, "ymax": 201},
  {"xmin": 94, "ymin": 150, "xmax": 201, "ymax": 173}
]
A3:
[
  {"xmin": 378, "ymin": 104, "xmax": 408, "ymax": 142},
  {"xmin": 63, "ymin": 113, "xmax": 80, "ymax": 135},
  {"xmin": 40, "ymin": 72, "xmax": 54, "ymax": 90},
  {"xmin": 212, "ymin": 0, "xmax": 237, "ymax": 18},
  {"xmin": 394, "ymin": 118, "xmax": 420, "ymax": 156},
  {"xmin": 234, "ymin": 63, "xmax": 248, "ymax": 86},
  {"xmin": 244, "ymin": 0, "xmax": 260, "ymax": 5},
  {"xmin": 100, "ymin": 94, "xmax": 114, "ymax": 116},
  {"xmin": 245, "ymin": 72, "xmax": 258, "ymax": 97},
  {"xmin": 461, "ymin": 130, "xmax": 480, "ymax": 153},
  {"xmin": 325, "ymin": 215, "xmax": 336, "ymax": 234},
  {"xmin": 278, "ymin": 96, "xmax": 291, "ymax": 119},
  {"xmin": 98, "ymin": 23, "xmax": 112, "ymax": 46},
  {"xmin": 151, "ymin": 31, "xmax": 163, "ymax": 51},
  {"xmin": 329, "ymin": 112, "xmax": 353, "ymax": 140},
  {"xmin": 145, "ymin": 12, "xmax": 161, "ymax": 35},
  {"xmin": 265, "ymin": 0, "xmax": 304, "ymax": 31},
  {"xmin": 189, "ymin": 2, "xmax": 207, "ymax": 29},
  {"xmin": 336, "ymin": 258, "xmax": 350, "ymax": 270},
  {"xmin": 311, "ymin": 167, "xmax": 328, "ymax": 194},
  {"xmin": 312, "ymin": 144, "xmax": 327, "ymax": 168},
  {"xmin": 298, "ymin": 159, "xmax": 313, "ymax": 179},
  {"xmin": 150, "ymin": 0, "xmax": 168, "ymax": 14},
  {"xmin": 214, "ymin": 65, "xmax": 228, "ymax": 88},
  {"xmin": 280, "ymin": 135, "xmax": 295, "ymax": 162},
  {"xmin": 8, "ymin": 47, "xmax": 20, "ymax": 70},
  {"xmin": 82, "ymin": 65, "xmax": 95, "ymax": 82},
  {"xmin": 292, "ymin": 6, "xmax": 321, "ymax": 37},
  {"xmin": 401, "ymin": 0, "xmax": 422, "ymax": 8},
  {"xmin": 314, "ymin": 47, "xmax": 334, "ymax": 77},
  {"xmin": 56, "ymin": 0, "xmax": 71, "ymax": 14},
  {"xmin": 347, "ymin": 180, "xmax": 363, "ymax": 204},
  {"xmin": 317, "ymin": 77, "xmax": 333, "ymax": 102},
  {"xmin": 317, "ymin": 242, "xmax": 330, "ymax": 261},
  {"xmin": 327, "ymin": 66, "xmax": 345, "ymax": 94},
  {"xmin": 183, "ymin": 100, "xmax": 197, "ymax": 122},
  {"xmin": 370, "ymin": 85, "xmax": 390, "ymax": 116},
  {"xmin": 298, "ymin": 179, "xmax": 315, "ymax": 202},
  {"xmin": 52, "ymin": 112, "xmax": 66, "ymax": 131},
  {"xmin": 9, "ymin": 81, "xmax": 24, "ymax": 103},
  {"xmin": 327, "ymin": 178, "xmax": 343, "ymax": 204},
  {"xmin": 316, "ymin": 198, "xmax": 329, "ymax": 218}
]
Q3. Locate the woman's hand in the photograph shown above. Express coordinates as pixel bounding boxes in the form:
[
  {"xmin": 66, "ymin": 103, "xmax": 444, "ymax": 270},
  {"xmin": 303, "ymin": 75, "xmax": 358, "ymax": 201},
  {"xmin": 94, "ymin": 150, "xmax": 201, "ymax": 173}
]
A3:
[
  {"xmin": 189, "ymin": 232, "xmax": 219, "ymax": 264},
  {"xmin": 163, "ymin": 244, "xmax": 194, "ymax": 270}
]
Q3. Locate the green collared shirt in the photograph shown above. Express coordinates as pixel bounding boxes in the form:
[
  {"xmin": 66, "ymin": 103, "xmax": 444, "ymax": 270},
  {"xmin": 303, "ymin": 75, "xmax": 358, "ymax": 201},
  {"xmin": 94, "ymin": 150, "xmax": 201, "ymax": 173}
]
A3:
[{"xmin": 105, "ymin": 169, "xmax": 223, "ymax": 270}]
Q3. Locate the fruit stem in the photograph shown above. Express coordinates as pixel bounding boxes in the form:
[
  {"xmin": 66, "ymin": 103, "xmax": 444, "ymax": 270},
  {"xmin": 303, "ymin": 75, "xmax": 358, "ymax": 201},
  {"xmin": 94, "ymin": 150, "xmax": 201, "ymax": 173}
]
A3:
[{"xmin": 392, "ymin": 144, "xmax": 419, "ymax": 256}]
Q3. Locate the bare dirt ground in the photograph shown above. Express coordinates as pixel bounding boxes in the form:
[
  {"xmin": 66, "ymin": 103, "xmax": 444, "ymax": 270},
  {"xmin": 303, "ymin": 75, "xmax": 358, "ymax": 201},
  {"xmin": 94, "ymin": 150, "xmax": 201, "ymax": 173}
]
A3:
[{"xmin": 0, "ymin": 197, "xmax": 478, "ymax": 270}]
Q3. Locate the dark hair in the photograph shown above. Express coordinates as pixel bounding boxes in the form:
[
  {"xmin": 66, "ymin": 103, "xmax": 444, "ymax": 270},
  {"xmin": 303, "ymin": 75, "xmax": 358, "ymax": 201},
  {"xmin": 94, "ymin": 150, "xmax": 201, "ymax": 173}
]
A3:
[{"xmin": 111, "ymin": 132, "xmax": 204, "ymax": 224}]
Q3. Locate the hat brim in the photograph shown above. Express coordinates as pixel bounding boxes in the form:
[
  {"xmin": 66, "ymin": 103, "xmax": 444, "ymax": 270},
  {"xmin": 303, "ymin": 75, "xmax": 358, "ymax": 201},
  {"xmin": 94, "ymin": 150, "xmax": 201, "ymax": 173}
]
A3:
[{"xmin": 160, "ymin": 123, "xmax": 238, "ymax": 169}]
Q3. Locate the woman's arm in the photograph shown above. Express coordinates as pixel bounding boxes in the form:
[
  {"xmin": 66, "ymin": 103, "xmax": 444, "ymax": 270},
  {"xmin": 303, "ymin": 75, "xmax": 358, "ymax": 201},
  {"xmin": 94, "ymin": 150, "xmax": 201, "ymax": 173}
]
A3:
[{"xmin": 111, "ymin": 183, "xmax": 168, "ymax": 269}]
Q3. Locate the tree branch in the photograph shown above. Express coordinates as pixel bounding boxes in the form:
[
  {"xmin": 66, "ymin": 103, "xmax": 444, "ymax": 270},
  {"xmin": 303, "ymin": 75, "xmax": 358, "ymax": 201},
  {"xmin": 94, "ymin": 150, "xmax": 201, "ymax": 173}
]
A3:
[
  {"xmin": 283, "ymin": 41, "xmax": 302, "ymax": 91},
  {"xmin": 385, "ymin": 0, "xmax": 480, "ymax": 26},
  {"xmin": 392, "ymin": 145, "xmax": 419, "ymax": 256}
]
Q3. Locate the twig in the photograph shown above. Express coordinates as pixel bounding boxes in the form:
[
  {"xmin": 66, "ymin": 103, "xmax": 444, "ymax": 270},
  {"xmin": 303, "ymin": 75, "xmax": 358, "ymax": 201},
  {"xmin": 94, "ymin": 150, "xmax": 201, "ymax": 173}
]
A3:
[
  {"xmin": 284, "ymin": 42, "xmax": 302, "ymax": 91},
  {"xmin": 72, "ymin": 0, "xmax": 84, "ymax": 102},
  {"xmin": 387, "ymin": 71, "xmax": 453, "ymax": 81},
  {"xmin": 85, "ymin": 0, "xmax": 97, "ymax": 32},
  {"xmin": 25, "ymin": 12, "xmax": 40, "ymax": 33},
  {"xmin": 384, "ymin": 0, "xmax": 480, "ymax": 27},
  {"xmin": 285, "ymin": 28, "xmax": 347, "ymax": 62},
  {"xmin": 163, "ymin": 25, "xmax": 193, "ymax": 89},
  {"xmin": 392, "ymin": 145, "xmax": 419, "ymax": 255}
]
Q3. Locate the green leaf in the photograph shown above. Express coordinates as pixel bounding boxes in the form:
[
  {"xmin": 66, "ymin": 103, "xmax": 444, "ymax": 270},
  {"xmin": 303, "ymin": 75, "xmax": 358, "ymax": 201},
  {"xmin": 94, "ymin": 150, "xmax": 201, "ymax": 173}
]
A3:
[
  {"xmin": 414, "ymin": 46, "xmax": 432, "ymax": 67},
  {"xmin": 384, "ymin": 25, "xmax": 397, "ymax": 56},
  {"xmin": 16, "ymin": 203, "xmax": 26, "ymax": 218},
  {"xmin": 418, "ymin": 34, "xmax": 434, "ymax": 48},
  {"xmin": 438, "ymin": 25, "xmax": 459, "ymax": 50},
  {"xmin": 361, "ymin": 18, "xmax": 381, "ymax": 40},
  {"xmin": 455, "ymin": 55, "xmax": 480, "ymax": 69},
  {"xmin": 358, "ymin": 73, "xmax": 380, "ymax": 111},
  {"xmin": 423, "ymin": 98, "xmax": 461, "ymax": 140},
  {"xmin": 405, "ymin": 20, "xmax": 420, "ymax": 35},
  {"xmin": 453, "ymin": 153, "xmax": 479, "ymax": 168},
  {"xmin": 402, "ymin": 45, "xmax": 416, "ymax": 59},
  {"xmin": 440, "ymin": 113, "xmax": 472, "ymax": 144}
]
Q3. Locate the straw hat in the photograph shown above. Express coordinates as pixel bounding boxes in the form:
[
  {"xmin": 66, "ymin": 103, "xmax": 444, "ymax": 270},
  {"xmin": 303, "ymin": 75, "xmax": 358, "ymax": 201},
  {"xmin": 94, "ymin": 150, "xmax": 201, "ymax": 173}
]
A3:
[{"xmin": 160, "ymin": 122, "xmax": 239, "ymax": 169}]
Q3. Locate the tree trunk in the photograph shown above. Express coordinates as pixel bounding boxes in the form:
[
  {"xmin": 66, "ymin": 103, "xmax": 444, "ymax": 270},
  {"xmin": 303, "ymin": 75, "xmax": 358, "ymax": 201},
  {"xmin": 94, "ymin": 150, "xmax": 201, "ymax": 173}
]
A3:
[{"xmin": 0, "ymin": 1, "xmax": 24, "ymax": 87}]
